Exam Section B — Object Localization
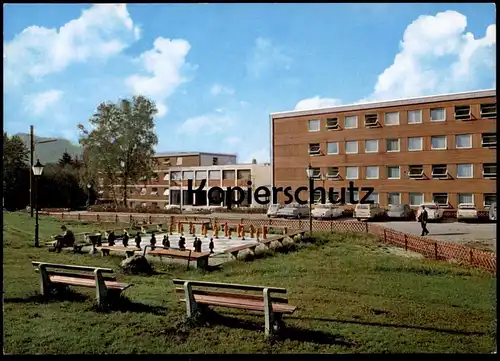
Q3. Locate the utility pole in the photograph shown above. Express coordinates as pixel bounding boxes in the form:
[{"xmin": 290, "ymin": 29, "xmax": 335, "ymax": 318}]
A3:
[{"xmin": 29, "ymin": 125, "xmax": 58, "ymax": 217}]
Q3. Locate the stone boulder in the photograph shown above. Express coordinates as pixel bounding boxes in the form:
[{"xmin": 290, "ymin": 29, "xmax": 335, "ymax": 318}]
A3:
[
  {"xmin": 281, "ymin": 236, "xmax": 296, "ymax": 251},
  {"xmin": 254, "ymin": 243, "xmax": 270, "ymax": 258},
  {"xmin": 120, "ymin": 255, "xmax": 154, "ymax": 275},
  {"xmin": 236, "ymin": 248, "xmax": 255, "ymax": 262},
  {"xmin": 269, "ymin": 240, "xmax": 283, "ymax": 252}
]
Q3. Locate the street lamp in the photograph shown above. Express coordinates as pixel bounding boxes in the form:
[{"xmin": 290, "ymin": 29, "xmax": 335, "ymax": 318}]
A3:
[
  {"xmin": 86, "ymin": 184, "xmax": 91, "ymax": 208},
  {"xmin": 32, "ymin": 159, "xmax": 44, "ymax": 247},
  {"xmin": 306, "ymin": 163, "xmax": 315, "ymax": 236}
]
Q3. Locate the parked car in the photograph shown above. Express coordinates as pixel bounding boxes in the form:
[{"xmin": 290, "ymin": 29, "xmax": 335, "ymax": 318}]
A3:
[
  {"xmin": 267, "ymin": 204, "xmax": 283, "ymax": 218},
  {"xmin": 387, "ymin": 204, "xmax": 413, "ymax": 220},
  {"xmin": 276, "ymin": 202, "xmax": 310, "ymax": 219},
  {"xmin": 418, "ymin": 203, "xmax": 444, "ymax": 221},
  {"xmin": 489, "ymin": 202, "xmax": 497, "ymax": 221},
  {"xmin": 456, "ymin": 203, "xmax": 478, "ymax": 221},
  {"xmin": 354, "ymin": 203, "xmax": 385, "ymax": 221},
  {"xmin": 311, "ymin": 203, "xmax": 343, "ymax": 220}
]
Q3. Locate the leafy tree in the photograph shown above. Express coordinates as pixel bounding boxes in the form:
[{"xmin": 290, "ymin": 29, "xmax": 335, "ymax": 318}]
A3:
[
  {"xmin": 58, "ymin": 151, "xmax": 73, "ymax": 167},
  {"xmin": 3, "ymin": 132, "xmax": 30, "ymax": 209},
  {"xmin": 78, "ymin": 96, "xmax": 158, "ymax": 207}
]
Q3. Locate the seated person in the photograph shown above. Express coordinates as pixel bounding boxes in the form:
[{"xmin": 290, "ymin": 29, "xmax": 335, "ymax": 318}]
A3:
[{"xmin": 53, "ymin": 225, "xmax": 75, "ymax": 252}]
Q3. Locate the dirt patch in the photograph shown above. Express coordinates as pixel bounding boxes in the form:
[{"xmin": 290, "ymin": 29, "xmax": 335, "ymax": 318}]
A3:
[{"xmin": 384, "ymin": 246, "xmax": 425, "ymax": 259}]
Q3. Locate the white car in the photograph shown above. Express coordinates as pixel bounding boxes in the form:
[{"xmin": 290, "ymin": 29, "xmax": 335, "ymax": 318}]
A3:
[
  {"xmin": 354, "ymin": 203, "xmax": 385, "ymax": 221},
  {"xmin": 276, "ymin": 203, "xmax": 310, "ymax": 219},
  {"xmin": 311, "ymin": 203, "xmax": 343, "ymax": 220},
  {"xmin": 456, "ymin": 203, "xmax": 478, "ymax": 221},
  {"xmin": 417, "ymin": 203, "xmax": 444, "ymax": 221},
  {"xmin": 267, "ymin": 204, "xmax": 283, "ymax": 218}
]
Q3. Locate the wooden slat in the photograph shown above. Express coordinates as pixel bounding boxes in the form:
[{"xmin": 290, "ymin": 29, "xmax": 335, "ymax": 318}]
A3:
[
  {"xmin": 184, "ymin": 294, "xmax": 297, "ymax": 314},
  {"xmin": 146, "ymin": 249, "xmax": 210, "ymax": 259},
  {"xmin": 224, "ymin": 243, "xmax": 259, "ymax": 254},
  {"xmin": 49, "ymin": 276, "xmax": 131, "ymax": 291},
  {"xmin": 31, "ymin": 262, "xmax": 114, "ymax": 273},
  {"xmin": 172, "ymin": 279, "xmax": 287, "ymax": 293},
  {"xmin": 45, "ymin": 270, "xmax": 116, "ymax": 281},
  {"xmin": 174, "ymin": 288, "xmax": 289, "ymax": 304},
  {"xmin": 97, "ymin": 246, "xmax": 141, "ymax": 252}
]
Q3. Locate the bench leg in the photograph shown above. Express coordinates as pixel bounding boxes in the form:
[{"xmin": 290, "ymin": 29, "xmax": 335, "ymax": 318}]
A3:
[
  {"xmin": 39, "ymin": 264, "xmax": 51, "ymax": 296},
  {"xmin": 184, "ymin": 281, "xmax": 198, "ymax": 318},
  {"xmin": 94, "ymin": 270, "xmax": 108, "ymax": 310},
  {"xmin": 263, "ymin": 288, "xmax": 275, "ymax": 337}
]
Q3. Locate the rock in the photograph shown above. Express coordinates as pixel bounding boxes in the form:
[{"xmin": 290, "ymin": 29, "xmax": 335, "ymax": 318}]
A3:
[
  {"xmin": 293, "ymin": 234, "xmax": 302, "ymax": 242},
  {"xmin": 282, "ymin": 236, "xmax": 296, "ymax": 251},
  {"xmin": 120, "ymin": 255, "xmax": 154, "ymax": 275},
  {"xmin": 254, "ymin": 243, "xmax": 270, "ymax": 258},
  {"xmin": 269, "ymin": 240, "xmax": 283, "ymax": 252},
  {"xmin": 236, "ymin": 248, "xmax": 255, "ymax": 262}
]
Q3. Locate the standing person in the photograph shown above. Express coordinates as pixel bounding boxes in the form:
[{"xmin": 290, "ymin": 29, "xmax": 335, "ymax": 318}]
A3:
[{"xmin": 418, "ymin": 205, "xmax": 429, "ymax": 236}]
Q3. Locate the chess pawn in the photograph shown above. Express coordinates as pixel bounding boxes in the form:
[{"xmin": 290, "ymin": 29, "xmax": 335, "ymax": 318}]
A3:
[
  {"xmin": 256, "ymin": 227, "xmax": 261, "ymax": 241},
  {"xmin": 193, "ymin": 237, "xmax": 197, "ymax": 251},
  {"xmin": 150, "ymin": 232, "xmax": 156, "ymax": 250},
  {"xmin": 108, "ymin": 231, "xmax": 116, "ymax": 246},
  {"xmin": 227, "ymin": 227, "xmax": 232, "ymax": 239},
  {"xmin": 135, "ymin": 232, "xmax": 142, "ymax": 250},
  {"xmin": 224, "ymin": 223, "xmax": 229, "ymax": 237},
  {"xmin": 179, "ymin": 223, "xmax": 184, "ymax": 236},
  {"xmin": 213, "ymin": 224, "xmax": 219, "ymax": 239},
  {"xmin": 262, "ymin": 225, "xmax": 267, "ymax": 240},
  {"xmin": 249, "ymin": 225, "xmax": 255, "ymax": 238},
  {"xmin": 122, "ymin": 231, "xmax": 129, "ymax": 247},
  {"xmin": 162, "ymin": 235, "xmax": 170, "ymax": 249},
  {"xmin": 240, "ymin": 226, "xmax": 245, "ymax": 240},
  {"xmin": 169, "ymin": 222, "xmax": 174, "ymax": 235},
  {"xmin": 209, "ymin": 238, "xmax": 214, "ymax": 254}
]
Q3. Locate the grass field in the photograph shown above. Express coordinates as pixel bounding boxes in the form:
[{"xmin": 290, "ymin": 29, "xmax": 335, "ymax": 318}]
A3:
[{"xmin": 3, "ymin": 212, "xmax": 496, "ymax": 354}]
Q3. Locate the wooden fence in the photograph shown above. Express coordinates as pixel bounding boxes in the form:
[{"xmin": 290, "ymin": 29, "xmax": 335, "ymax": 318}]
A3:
[{"xmin": 49, "ymin": 212, "xmax": 496, "ymax": 274}]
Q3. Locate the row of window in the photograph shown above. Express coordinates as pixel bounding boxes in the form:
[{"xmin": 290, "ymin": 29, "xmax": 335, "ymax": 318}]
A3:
[
  {"xmin": 307, "ymin": 103, "xmax": 497, "ymax": 132},
  {"xmin": 315, "ymin": 191, "xmax": 497, "ymax": 207},
  {"xmin": 310, "ymin": 163, "xmax": 497, "ymax": 180},
  {"xmin": 309, "ymin": 133, "xmax": 497, "ymax": 155},
  {"xmin": 169, "ymin": 169, "xmax": 252, "ymax": 181},
  {"xmin": 159, "ymin": 156, "xmax": 221, "ymax": 167}
]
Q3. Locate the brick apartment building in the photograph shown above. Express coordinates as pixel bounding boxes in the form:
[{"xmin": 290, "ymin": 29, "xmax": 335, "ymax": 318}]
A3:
[
  {"xmin": 98, "ymin": 151, "xmax": 271, "ymax": 208},
  {"xmin": 270, "ymin": 89, "xmax": 496, "ymax": 209}
]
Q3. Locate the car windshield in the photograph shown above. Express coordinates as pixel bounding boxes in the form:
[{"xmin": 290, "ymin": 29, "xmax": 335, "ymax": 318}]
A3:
[
  {"xmin": 285, "ymin": 203, "xmax": 298, "ymax": 208},
  {"xmin": 389, "ymin": 205, "xmax": 404, "ymax": 211},
  {"xmin": 357, "ymin": 204, "xmax": 369, "ymax": 210},
  {"xmin": 422, "ymin": 204, "xmax": 437, "ymax": 210},
  {"xmin": 316, "ymin": 204, "xmax": 331, "ymax": 209}
]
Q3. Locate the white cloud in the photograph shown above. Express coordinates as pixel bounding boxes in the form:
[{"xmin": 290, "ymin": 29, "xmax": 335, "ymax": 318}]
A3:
[
  {"xmin": 368, "ymin": 10, "xmax": 496, "ymax": 101},
  {"xmin": 210, "ymin": 83, "xmax": 235, "ymax": 96},
  {"xmin": 243, "ymin": 147, "xmax": 270, "ymax": 164},
  {"xmin": 294, "ymin": 11, "xmax": 495, "ymax": 107},
  {"xmin": 246, "ymin": 37, "xmax": 292, "ymax": 78},
  {"xmin": 177, "ymin": 113, "xmax": 235, "ymax": 135},
  {"xmin": 4, "ymin": 4, "xmax": 140, "ymax": 87},
  {"xmin": 24, "ymin": 90, "xmax": 63, "ymax": 115},
  {"xmin": 224, "ymin": 136, "xmax": 241, "ymax": 145},
  {"xmin": 126, "ymin": 37, "xmax": 196, "ymax": 118},
  {"xmin": 294, "ymin": 96, "xmax": 342, "ymax": 110}
]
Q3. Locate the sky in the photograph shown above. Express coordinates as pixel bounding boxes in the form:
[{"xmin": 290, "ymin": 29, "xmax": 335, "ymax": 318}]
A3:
[{"xmin": 3, "ymin": 3, "xmax": 496, "ymax": 163}]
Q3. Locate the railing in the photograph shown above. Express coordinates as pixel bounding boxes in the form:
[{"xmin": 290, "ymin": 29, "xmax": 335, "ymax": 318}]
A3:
[{"xmin": 48, "ymin": 212, "xmax": 496, "ymax": 274}]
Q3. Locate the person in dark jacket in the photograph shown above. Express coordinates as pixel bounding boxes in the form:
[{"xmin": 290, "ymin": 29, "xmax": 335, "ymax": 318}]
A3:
[
  {"xmin": 53, "ymin": 225, "xmax": 75, "ymax": 253},
  {"xmin": 418, "ymin": 205, "xmax": 429, "ymax": 236}
]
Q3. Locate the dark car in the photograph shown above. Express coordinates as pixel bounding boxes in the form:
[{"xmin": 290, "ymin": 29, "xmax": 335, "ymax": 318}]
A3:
[{"xmin": 387, "ymin": 204, "xmax": 412, "ymax": 220}]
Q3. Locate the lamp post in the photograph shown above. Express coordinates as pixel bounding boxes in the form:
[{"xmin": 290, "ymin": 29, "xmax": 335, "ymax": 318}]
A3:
[
  {"xmin": 32, "ymin": 159, "xmax": 44, "ymax": 247},
  {"xmin": 86, "ymin": 184, "xmax": 91, "ymax": 208},
  {"xmin": 306, "ymin": 163, "xmax": 314, "ymax": 236}
]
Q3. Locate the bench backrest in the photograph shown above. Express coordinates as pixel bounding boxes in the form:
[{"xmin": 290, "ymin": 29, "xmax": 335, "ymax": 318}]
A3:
[
  {"xmin": 32, "ymin": 261, "xmax": 114, "ymax": 274},
  {"xmin": 172, "ymin": 279, "xmax": 287, "ymax": 294}
]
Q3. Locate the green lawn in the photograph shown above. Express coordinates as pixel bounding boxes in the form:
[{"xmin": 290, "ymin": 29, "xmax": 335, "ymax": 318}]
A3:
[{"xmin": 3, "ymin": 212, "xmax": 496, "ymax": 354}]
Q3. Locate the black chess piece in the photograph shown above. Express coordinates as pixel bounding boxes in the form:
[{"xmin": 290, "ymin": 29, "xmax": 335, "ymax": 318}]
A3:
[
  {"xmin": 135, "ymin": 232, "xmax": 142, "ymax": 250},
  {"xmin": 150, "ymin": 232, "xmax": 156, "ymax": 250},
  {"xmin": 122, "ymin": 232, "xmax": 129, "ymax": 247},
  {"xmin": 162, "ymin": 235, "xmax": 170, "ymax": 248},
  {"xmin": 108, "ymin": 231, "xmax": 115, "ymax": 246},
  {"xmin": 209, "ymin": 237, "xmax": 214, "ymax": 254},
  {"xmin": 196, "ymin": 238, "xmax": 203, "ymax": 253}
]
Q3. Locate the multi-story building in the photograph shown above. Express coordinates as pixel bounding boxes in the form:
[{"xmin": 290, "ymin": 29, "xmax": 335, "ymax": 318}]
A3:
[
  {"xmin": 270, "ymin": 89, "xmax": 496, "ymax": 209},
  {"xmin": 98, "ymin": 151, "xmax": 271, "ymax": 208}
]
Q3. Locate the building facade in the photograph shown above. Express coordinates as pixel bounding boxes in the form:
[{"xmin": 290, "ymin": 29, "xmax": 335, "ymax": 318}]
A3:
[
  {"xmin": 98, "ymin": 151, "xmax": 271, "ymax": 208},
  {"xmin": 270, "ymin": 89, "xmax": 496, "ymax": 209}
]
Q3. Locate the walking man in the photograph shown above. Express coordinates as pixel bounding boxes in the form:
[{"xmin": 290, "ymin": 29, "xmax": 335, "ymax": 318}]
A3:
[{"xmin": 418, "ymin": 205, "xmax": 429, "ymax": 236}]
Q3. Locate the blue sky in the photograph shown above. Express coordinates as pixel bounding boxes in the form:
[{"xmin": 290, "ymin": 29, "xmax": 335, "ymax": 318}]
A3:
[{"xmin": 3, "ymin": 3, "xmax": 496, "ymax": 162}]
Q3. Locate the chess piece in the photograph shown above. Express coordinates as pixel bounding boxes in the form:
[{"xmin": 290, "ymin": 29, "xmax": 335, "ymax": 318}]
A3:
[
  {"xmin": 224, "ymin": 223, "xmax": 229, "ymax": 237},
  {"xmin": 240, "ymin": 225, "xmax": 245, "ymax": 240},
  {"xmin": 228, "ymin": 227, "xmax": 232, "ymax": 239},
  {"xmin": 256, "ymin": 227, "xmax": 261, "ymax": 241},
  {"xmin": 213, "ymin": 223, "xmax": 219, "ymax": 239},
  {"xmin": 209, "ymin": 238, "xmax": 214, "ymax": 254},
  {"xmin": 162, "ymin": 235, "xmax": 170, "ymax": 248},
  {"xmin": 150, "ymin": 232, "xmax": 156, "ymax": 250},
  {"xmin": 179, "ymin": 236, "xmax": 186, "ymax": 251},
  {"xmin": 249, "ymin": 225, "xmax": 255, "ymax": 238},
  {"xmin": 122, "ymin": 231, "xmax": 129, "ymax": 247},
  {"xmin": 107, "ymin": 231, "xmax": 115, "ymax": 246},
  {"xmin": 169, "ymin": 222, "xmax": 174, "ymax": 235},
  {"xmin": 262, "ymin": 225, "xmax": 267, "ymax": 240},
  {"xmin": 135, "ymin": 232, "xmax": 142, "ymax": 250}
]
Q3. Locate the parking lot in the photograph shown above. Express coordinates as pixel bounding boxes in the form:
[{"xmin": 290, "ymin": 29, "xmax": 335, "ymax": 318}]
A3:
[{"xmin": 372, "ymin": 220, "xmax": 496, "ymax": 252}]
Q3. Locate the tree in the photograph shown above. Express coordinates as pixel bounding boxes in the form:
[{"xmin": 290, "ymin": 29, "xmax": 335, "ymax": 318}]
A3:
[
  {"xmin": 3, "ymin": 132, "xmax": 30, "ymax": 209},
  {"xmin": 58, "ymin": 151, "xmax": 73, "ymax": 167},
  {"xmin": 78, "ymin": 96, "xmax": 158, "ymax": 207}
]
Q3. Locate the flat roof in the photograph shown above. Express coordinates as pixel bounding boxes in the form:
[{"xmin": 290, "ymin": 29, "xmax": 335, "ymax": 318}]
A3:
[
  {"xmin": 271, "ymin": 89, "xmax": 496, "ymax": 119},
  {"xmin": 154, "ymin": 151, "xmax": 237, "ymax": 158}
]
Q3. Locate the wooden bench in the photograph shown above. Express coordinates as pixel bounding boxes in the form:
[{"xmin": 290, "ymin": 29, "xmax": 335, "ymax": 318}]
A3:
[
  {"xmin": 224, "ymin": 242, "xmax": 260, "ymax": 258},
  {"xmin": 97, "ymin": 246, "xmax": 141, "ymax": 258},
  {"xmin": 32, "ymin": 262, "xmax": 132, "ymax": 309},
  {"xmin": 172, "ymin": 279, "xmax": 297, "ymax": 336},
  {"xmin": 140, "ymin": 246, "xmax": 210, "ymax": 270}
]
